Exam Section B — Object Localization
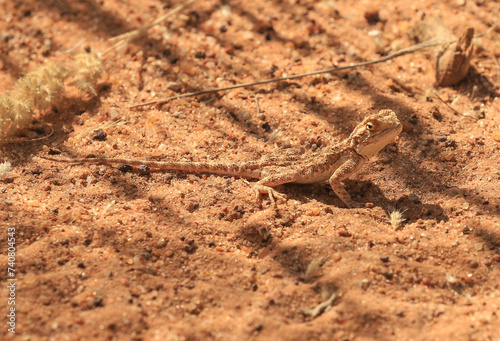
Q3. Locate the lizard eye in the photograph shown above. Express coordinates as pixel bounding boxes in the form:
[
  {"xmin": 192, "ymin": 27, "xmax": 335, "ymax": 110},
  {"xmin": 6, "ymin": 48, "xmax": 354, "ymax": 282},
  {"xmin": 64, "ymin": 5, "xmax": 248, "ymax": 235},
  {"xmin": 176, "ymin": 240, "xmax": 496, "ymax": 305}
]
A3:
[{"xmin": 366, "ymin": 122, "xmax": 374, "ymax": 130}]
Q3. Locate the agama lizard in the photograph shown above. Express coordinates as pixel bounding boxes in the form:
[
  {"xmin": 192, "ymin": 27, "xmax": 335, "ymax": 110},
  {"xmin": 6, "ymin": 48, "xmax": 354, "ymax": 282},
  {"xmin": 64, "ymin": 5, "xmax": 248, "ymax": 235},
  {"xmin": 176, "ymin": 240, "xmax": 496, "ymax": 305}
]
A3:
[{"xmin": 40, "ymin": 109, "xmax": 402, "ymax": 208}]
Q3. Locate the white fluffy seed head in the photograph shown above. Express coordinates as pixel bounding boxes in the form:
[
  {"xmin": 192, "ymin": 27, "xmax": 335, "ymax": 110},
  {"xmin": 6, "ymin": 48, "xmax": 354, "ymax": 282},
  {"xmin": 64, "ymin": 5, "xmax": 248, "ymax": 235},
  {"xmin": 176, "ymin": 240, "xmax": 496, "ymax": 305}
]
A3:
[
  {"xmin": 0, "ymin": 52, "xmax": 102, "ymax": 139},
  {"xmin": 0, "ymin": 161, "xmax": 12, "ymax": 180},
  {"xmin": 388, "ymin": 207, "xmax": 406, "ymax": 230}
]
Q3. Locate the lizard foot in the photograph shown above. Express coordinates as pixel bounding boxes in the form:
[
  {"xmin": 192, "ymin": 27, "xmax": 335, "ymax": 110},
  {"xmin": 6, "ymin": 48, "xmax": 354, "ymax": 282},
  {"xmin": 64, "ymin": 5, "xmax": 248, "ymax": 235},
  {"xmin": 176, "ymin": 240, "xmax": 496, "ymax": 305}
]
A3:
[{"xmin": 253, "ymin": 185, "xmax": 287, "ymax": 206}]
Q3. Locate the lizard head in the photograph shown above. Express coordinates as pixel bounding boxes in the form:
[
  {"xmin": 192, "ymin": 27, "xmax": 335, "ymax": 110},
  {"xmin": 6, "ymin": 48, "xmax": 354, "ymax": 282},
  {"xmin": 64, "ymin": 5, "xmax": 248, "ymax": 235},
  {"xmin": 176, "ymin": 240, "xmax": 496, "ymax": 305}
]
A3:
[{"xmin": 349, "ymin": 109, "xmax": 402, "ymax": 159}]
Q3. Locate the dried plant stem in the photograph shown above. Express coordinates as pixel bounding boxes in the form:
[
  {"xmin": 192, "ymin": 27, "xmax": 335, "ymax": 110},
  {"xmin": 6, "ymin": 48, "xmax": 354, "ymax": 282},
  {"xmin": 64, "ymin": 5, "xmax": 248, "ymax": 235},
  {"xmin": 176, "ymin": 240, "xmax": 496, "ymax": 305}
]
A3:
[
  {"xmin": 130, "ymin": 27, "xmax": 494, "ymax": 109},
  {"xmin": 129, "ymin": 38, "xmax": 455, "ymax": 109},
  {"xmin": 434, "ymin": 91, "xmax": 461, "ymax": 115}
]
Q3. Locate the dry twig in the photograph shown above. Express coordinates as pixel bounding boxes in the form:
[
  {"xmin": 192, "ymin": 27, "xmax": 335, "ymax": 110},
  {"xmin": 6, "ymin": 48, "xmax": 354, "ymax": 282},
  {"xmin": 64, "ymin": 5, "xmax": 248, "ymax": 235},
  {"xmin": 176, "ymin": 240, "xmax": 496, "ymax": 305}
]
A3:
[
  {"xmin": 434, "ymin": 92, "xmax": 461, "ymax": 115},
  {"xmin": 129, "ymin": 38, "xmax": 465, "ymax": 109}
]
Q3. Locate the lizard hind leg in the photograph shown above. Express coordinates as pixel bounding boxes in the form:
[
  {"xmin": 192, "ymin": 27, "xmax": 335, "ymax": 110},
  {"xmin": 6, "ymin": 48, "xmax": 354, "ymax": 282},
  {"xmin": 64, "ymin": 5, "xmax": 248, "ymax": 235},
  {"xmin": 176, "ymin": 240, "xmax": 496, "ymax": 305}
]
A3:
[
  {"xmin": 253, "ymin": 184, "xmax": 287, "ymax": 206},
  {"xmin": 252, "ymin": 170, "xmax": 301, "ymax": 205}
]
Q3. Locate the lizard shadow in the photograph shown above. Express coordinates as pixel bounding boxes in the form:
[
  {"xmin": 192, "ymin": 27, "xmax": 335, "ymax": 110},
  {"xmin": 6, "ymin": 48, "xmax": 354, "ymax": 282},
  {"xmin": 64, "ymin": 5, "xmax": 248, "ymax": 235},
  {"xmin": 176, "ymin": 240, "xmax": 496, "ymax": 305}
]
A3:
[
  {"xmin": 283, "ymin": 180, "xmax": 448, "ymax": 224},
  {"xmin": 232, "ymin": 210, "xmax": 443, "ymax": 339},
  {"xmin": 333, "ymin": 70, "xmax": 500, "ymax": 219}
]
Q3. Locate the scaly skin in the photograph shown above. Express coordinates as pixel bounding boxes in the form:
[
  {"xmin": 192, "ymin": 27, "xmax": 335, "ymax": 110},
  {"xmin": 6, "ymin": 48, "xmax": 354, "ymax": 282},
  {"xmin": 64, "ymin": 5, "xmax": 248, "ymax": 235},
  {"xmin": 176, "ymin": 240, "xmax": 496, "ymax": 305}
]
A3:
[{"xmin": 40, "ymin": 109, "xmax": 402, "ymax": 207}]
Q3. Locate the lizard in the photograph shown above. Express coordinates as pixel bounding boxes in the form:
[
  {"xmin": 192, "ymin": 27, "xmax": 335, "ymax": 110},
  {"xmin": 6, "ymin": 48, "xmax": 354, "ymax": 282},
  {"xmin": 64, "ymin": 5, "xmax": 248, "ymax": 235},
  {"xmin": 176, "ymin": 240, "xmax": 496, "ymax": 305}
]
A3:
[{"xmin": 39, "ymin": 109, "xmax": 402, "ymax": 208}]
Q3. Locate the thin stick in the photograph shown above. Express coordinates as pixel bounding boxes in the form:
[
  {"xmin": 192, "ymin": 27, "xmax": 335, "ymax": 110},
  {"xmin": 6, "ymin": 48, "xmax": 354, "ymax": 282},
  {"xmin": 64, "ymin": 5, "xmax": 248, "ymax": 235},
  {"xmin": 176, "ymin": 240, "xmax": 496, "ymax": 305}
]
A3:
[
  {"xmin": 101, "ymin": 0, "xmax": 198, "ymax": 56},
  {"xmin": 434, "ymin": 91, "xmax": 461, "ymax": 115},
  {"xmin": 129, "ymin": 38, "xmax": 456, "ymax": 109},
  {"xmin": 130, "ymin": 23, "xmax": 496, "ymax": 110}
]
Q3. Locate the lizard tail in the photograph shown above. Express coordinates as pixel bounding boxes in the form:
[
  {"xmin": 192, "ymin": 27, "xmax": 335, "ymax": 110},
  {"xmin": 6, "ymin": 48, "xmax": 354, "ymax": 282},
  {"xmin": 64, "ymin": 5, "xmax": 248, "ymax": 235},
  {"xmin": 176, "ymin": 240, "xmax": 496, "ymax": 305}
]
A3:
[{"xmin": 40, "ymin": 155, "xmax": 262, "ymax": 179}]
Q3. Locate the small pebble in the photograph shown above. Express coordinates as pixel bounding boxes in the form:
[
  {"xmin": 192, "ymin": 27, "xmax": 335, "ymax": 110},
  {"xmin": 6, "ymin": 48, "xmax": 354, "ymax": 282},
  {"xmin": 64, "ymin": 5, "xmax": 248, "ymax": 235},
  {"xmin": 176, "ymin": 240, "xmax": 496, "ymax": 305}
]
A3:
[
  {"xmin": 257, "ymin": 226, "xmax": 270, "ymax": 240},
  {"xmin": 306, "ymin": 207, "xmax": 321, "ymax": 216},
  {"xmin": 155, "ymin": 239, "xmax": 167, "ymax": 248},
  {"xmin": 364, "ymin": 10, "xmax": 381, "ymax": 24},
  {"xmin": 118, "ymin": 164, "xmax": 133, "ymax": 173},
  {"xmin": 109, "ymin": 107, "xmax": 120, "ymax": 120},
  {"xmin": 194, "ymin": 51, "xmax": 206, "ymax": 59},
  {"xmin": 440, "ymin": 151, "xmax": 457, "ymax": 162},
  {"xmin": 184, "ymin": 240, "xmax": 197, "ymax": 254},
  {"xmin": 166, "ymin": 82, "xmax": 182, "ymax": 91},
  {"xmin": 90, "ymin": 129, "xmax": 107, "ymax": 141},
  {"xmin": 137, "ymin": 164, "xmax": 150, "ymax": 174},
  {"xmin": 463, "ymin": 227, "xmax": 472, "ymax": 234},
  {"xmin": 186, "ymin": 200, "xmax": 200, "ymax": 212},
  {"xmin": 93, "ymin": 297, "xmax": 104, "ymax": 308},
  {"xmin": 431, "ymin": 107, "xmax": 442, "ymax": 121},
  {"xmin": 445, "ymin": 139, "xmax": 456, "ymax": 148},
  {"xmin": 338, "ymin": 229, "xmax": 351, "ymax": 237},
  {"xmin": 463, "ymin": 109, "xmax": 484, "ymax": 120}
]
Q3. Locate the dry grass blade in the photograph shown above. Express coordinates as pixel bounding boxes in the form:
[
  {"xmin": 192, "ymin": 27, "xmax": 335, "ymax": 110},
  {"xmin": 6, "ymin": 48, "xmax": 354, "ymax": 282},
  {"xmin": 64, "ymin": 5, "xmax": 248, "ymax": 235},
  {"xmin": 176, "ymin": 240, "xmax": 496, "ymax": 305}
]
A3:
[
  {"xmin": 129, "ymin": 38, "xmax": 460, "ymax": 109},
  {"xmin": 434, "ymin": 92, "xmax": 461, "ymax": 115},
  {"xmin": 129, "ymin": 22, "xmax": 496, "ymax": 109}
]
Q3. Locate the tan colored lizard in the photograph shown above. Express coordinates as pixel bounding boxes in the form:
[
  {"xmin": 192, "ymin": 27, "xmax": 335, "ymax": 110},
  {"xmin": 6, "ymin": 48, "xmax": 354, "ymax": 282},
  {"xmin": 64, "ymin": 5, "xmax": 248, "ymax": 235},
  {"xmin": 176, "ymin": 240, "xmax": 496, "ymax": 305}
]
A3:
[{"xmin": 40, "ymin": 109, "xmax": 402, "ymax": 208}]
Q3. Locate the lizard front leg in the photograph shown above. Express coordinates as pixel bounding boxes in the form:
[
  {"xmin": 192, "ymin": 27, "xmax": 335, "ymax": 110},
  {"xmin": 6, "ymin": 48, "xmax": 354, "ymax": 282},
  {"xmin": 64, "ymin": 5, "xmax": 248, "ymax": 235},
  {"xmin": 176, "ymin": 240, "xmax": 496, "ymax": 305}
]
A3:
[{"xmin": 329, "ymin": 154, "xmax": 366, "ymax": 208}]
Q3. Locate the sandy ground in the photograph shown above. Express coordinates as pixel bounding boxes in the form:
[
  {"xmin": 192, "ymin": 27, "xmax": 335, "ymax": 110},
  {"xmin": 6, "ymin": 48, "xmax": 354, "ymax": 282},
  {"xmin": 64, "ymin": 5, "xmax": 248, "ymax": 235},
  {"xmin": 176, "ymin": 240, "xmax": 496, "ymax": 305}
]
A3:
[{"xmin": 1, "ymin": 0, "xmax": 500, "ymax": 340}]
